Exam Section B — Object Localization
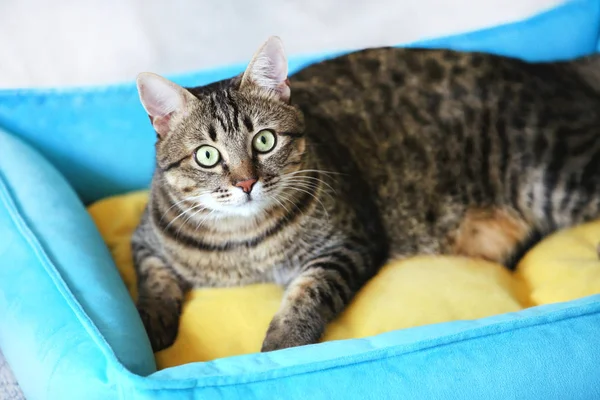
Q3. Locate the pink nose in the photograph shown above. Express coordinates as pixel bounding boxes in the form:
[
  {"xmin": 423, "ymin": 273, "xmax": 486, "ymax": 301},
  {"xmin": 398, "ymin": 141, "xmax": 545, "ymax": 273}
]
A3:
[{"xmin": 235, "ymin": 178, "xmax": 257, "ymax": 194}]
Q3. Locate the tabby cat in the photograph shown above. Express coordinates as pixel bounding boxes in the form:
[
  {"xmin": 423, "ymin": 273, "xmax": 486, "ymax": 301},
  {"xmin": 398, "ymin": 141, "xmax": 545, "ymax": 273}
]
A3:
[{"xmin": 133, "ymin": 37, "xmax": 600, "ymax": 352}]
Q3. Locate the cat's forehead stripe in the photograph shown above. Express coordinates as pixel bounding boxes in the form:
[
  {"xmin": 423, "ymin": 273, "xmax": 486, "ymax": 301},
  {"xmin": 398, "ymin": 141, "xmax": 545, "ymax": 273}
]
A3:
[
  {"xmin": 213, "ymin": 92, "xmax": 228, "ymax": 131},
  {"xmin": 208, "ymin": 124, "xmax": 217, "ymax": 142},
  {"xmin": 208, "ymin": 90, "xmax": 243, "ymax": 135},
  {"xmin": 243, "ymin": 115, "xmax": 254, "ymax": 133},
  {"xmin": 229, "ymin": 92, "xmax": 240, "ymax": 131}
]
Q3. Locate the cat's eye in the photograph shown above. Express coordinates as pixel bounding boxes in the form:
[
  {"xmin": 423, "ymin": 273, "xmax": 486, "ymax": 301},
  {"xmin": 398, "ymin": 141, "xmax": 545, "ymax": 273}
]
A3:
[
  {"xmin": 195, "ymin": 145, "xmax": 220, "ymax": 167},
  {"xmin": 252, "ymin": 130, "xmax": 277, "ymax": 153}
]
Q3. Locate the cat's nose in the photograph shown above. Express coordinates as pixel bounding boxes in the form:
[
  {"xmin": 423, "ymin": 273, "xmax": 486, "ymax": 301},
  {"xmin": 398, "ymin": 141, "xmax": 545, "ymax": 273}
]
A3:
[{"xmin": 235, "ymin": 178, "xmax": 258, "ymax": 194}]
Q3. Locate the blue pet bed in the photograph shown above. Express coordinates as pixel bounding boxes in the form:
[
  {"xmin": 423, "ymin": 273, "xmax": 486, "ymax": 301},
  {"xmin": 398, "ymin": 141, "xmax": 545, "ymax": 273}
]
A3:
[{"xmin": 1, "ymin": 1, "xmax": 600, "ymax": 399}]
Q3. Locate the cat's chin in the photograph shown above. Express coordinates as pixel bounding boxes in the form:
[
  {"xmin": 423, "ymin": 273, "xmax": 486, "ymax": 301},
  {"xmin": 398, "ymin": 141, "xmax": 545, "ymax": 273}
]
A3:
[
  {"xmin": 223, "ymin": 202, "xmax": 268, "ymax": 218},
  {"xmin": 202, "ymin": 196, "xmax": 271, "ymax": 219}
]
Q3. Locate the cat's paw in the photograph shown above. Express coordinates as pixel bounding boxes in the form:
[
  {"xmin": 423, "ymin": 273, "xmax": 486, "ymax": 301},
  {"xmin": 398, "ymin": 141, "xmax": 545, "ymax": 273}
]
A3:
[
  {"xmin": 261, "ymin": 316, "xmax": 323, "ymax": 352},
  {"xmin": 136, "ymin": 297, "xmax": 181, "ymax": 352}
]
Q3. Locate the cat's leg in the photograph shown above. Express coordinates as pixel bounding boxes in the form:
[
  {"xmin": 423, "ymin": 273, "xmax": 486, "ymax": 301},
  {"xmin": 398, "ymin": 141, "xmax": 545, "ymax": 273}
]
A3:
[
  {"xmin": 134, "ymin": 246, "xmax": 187, "ymax": 352},
  {"xmin": 262, "ymin": 261, "xmax": 357, "ymax": 352}
]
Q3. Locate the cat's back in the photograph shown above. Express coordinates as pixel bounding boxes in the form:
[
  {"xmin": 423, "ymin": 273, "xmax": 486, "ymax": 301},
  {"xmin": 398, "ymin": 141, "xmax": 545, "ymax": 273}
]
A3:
[
  {"xmin": 289, "ymin": 47, "xmax": 600, "ymax": 257},
  {"xmin": 290, "ymin": 46, "xmax": 597, "ymax": 123},
  {"xmin": 291, "ymin": 46, "xmax": 600, "ymax": 184},
  {"xmin": 289, "ymin": 47, "xmax": 600, "ymax": 189}
]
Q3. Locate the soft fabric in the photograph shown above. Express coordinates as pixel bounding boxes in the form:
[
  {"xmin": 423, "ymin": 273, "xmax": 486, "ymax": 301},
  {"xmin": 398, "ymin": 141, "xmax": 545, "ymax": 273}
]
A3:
[
  {"xmin": 0, "ymin": 129, "xmax": 156, "ymax": 400},
  {"xmin": 0, "ymin": 0, "xmax": 599, "ymax": 204},
  {"xmin": 517, "ymin": 221, "xmax": 600, "ymax": 304},
  {"xmin": 88, "ymin": 191, "xmax": 600, "ymax": 369},
  {"xmin": 2, "ymin": 2, "xmax": 600, "ymax": 399}
]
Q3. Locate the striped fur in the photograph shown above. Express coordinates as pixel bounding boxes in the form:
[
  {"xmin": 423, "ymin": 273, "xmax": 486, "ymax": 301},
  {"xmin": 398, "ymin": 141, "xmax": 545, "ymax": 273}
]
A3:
[{"xmin": 133, "ymin": 37, "xmax": 600, "ymax": 352}]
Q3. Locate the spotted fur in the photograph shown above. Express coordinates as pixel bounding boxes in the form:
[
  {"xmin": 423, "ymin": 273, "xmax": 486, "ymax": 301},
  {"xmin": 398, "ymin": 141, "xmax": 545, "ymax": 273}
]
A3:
[{"xmin": 132, "ymin": 37, "xmax": 600, "ymax": 352}]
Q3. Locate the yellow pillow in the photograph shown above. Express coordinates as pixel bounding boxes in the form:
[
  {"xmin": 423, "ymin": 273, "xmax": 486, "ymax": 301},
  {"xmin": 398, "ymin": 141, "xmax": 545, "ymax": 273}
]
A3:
[
  {"xmin": 87, "ymin": 191, "xmax": 600, "ymax": 370},
  {"xmin": 516, "ymin": 220, "xmax": 600, "ymax": 305}
]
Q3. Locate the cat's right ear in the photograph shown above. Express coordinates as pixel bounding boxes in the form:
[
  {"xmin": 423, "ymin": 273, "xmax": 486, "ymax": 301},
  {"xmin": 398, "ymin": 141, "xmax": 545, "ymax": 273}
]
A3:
[{"xmin": 136, "ymin": 72, "xmax": 192, "ymax": 138}]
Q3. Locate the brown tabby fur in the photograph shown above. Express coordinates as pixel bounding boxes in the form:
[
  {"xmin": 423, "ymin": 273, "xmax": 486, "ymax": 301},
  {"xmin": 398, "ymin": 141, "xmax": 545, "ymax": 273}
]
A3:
[{"xmin": 133, "ymin": 37, "xmax": 600, "ymax": 352}]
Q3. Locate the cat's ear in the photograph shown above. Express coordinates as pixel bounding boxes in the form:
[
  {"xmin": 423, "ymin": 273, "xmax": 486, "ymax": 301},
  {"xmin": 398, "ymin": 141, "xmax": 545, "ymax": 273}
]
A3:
[
  {"xmin": 136, "ymin": 72, "xmax": 193, "ymax": 137},
  {"xmin": 240, "ymin": 36, "xmax": 290, "ymax": 102}
]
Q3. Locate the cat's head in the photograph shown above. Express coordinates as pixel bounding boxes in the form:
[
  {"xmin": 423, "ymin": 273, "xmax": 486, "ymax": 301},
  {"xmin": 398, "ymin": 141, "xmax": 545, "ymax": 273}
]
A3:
[{"xmin": 136, "ymin": 37, "xmax": 306, "ymax": 218}]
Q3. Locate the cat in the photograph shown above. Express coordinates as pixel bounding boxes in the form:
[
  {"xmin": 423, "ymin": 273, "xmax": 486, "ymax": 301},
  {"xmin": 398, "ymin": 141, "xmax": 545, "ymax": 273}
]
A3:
[{"xmin": 132, "ymin": 36, "xmax": 600, "ymax": 352}]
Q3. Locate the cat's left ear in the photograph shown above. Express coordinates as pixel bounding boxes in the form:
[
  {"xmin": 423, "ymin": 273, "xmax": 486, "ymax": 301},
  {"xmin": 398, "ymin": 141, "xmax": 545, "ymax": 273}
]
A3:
[{"xmin": 240, "ymin": 36, "xmax": 290, "ymax": 103}]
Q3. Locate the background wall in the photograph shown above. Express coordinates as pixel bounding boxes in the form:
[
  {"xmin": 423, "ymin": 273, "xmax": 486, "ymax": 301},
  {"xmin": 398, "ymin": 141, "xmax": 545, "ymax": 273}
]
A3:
[{"xmin": 0, "ymin": 0, "xmax": 563, "ymax": 88}]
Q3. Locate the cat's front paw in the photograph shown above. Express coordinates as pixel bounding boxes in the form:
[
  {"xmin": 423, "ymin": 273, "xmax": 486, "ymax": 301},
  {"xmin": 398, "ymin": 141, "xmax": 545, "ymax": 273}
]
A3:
[
  {"xmin": 137, "ymin": 297, "xmax": 181, "ymax": 352},
  {"xmin": 261, "ymin": 316, "xmax": 324, "ymax": 352}
]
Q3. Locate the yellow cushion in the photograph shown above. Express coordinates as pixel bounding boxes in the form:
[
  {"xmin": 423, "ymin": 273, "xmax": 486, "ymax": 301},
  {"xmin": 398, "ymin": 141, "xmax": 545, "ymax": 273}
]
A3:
[
  {"xmin": 516, "ymin": 220, "xmax": 600, "ymax": 305},
  {"xmin": 87, "ymin": 191, "xmax": 600, "ymax": 370}
]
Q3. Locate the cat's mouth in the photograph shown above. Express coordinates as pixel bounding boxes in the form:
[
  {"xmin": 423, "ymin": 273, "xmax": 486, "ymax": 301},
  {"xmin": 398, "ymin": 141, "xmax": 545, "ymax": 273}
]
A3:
[
  {"xmin": 218, "ymin": 195, "xmax": 270, "ymax": 218},
  {"xmin": 233, "ymin": 193, "xmax": 254, "ymax": 205},
  {"xmin": 210, "ymin": 184, "xmax": 271, "ymax": 215}
]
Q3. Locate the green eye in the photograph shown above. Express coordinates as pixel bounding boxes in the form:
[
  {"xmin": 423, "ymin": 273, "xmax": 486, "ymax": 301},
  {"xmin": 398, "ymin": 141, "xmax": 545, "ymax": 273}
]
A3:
[
  {"xmin": 195, "ymin": 145, "xmax": 220, "ymax": 167},
  {"xmin": 252, "ymin": 130, "xmax": 277, "ymax": 153}
]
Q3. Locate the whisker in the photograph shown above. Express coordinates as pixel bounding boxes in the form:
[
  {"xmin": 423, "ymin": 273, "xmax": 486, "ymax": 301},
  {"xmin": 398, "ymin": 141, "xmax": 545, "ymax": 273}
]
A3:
[
  {"xmin": 283, "ymin": 175, "xmax": 337, "ymax": 194},
  {"xmin": 160, "ymin": 191, "xmax": 211, "ymax": 222},
  {"xmin": 170, "ymin": 203, "xmax": 209, "ymax": 234},
  {"xmin": 269, "ymin": 194, "xmax": 291, "ymax": 214},
  {"xmin": 283, "ymin": 168, "xmax": 345, "ymax": 177},
  {"xmin": 283, "ymin": 178, "xmax": 337, "ymax": 201},
  {"xmin": 180, "ymin": 203, "xmax": 210, "ymax": 226},
  {"xmin": 275, "ymin": 191, "xmax": 305, "ymax": 218},
  {"xmin": 194, "ymin": 209, "xmax": 218, "ymax": 232},
  {"xmin": 281, "ymin": 185, "xmax": 330, "ymax": 221},
  {"xmin": 280, "ymin": 177, "xmax": 335, "ymax": 200},
  {"xmin": 279, "ymin": 180, "xmax": 332, "ymax": 203}
]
